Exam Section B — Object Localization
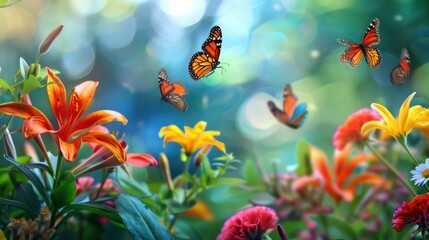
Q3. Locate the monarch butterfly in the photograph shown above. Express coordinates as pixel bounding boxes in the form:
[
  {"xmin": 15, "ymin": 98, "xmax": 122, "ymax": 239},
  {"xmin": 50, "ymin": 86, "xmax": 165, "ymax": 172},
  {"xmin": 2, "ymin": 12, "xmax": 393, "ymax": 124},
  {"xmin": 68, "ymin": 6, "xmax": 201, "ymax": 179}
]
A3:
[
  {"xmin": 390, "ymin": 48, "xmax": 410, "ymax": 85},
  {"xmin": 158, "ymin": 69, "xmax": 188, "ymax": 112},
  {"xmin": 267, "ymin": 84, "xmax": 308, "ymax": 129},
  {"xmin": 188, "ymin": 25, "xmax": 222, "ymax": 80},
  {"xmin": 338, "ymin": 18, "xmax": 382, "ymax": 69}
]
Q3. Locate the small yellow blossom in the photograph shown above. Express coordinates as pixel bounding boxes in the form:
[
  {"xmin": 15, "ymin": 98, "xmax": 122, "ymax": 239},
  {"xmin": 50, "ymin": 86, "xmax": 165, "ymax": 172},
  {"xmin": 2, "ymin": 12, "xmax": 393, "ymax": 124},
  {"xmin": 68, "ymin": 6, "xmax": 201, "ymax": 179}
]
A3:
[
  {"xmin": 159, "ymin": 121, "xmax": 226, "ymax": 156},
  {"xmin": 361, "ymin": 92, "xmax": 427, "ymax": 140}
]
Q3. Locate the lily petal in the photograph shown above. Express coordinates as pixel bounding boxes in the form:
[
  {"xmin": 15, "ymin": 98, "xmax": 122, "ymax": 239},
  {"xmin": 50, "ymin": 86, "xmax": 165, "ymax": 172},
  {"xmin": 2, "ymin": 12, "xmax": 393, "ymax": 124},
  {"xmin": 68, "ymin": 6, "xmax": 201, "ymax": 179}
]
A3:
[
  {"xmin": 159, "ymin": 125, "xmax": 185, "ymax": 138},
  {"xmin": 22, "ymin": 116, "xmax": 55, "ymax": 139},
  {"xmin": 70, "ymin": 110, "xmax": 128, "ymax": 137},
  {"xmin": 47, "ymin": 68, "xmax": 67, "ymax": 126},
  {"xmin": 292, "ymin": 176, "xmax": 323, "ymax": 191},
  {"xmin": 127, "ymin": 153, "xmax": 158, "ymax": 167},
  {"xmin": 60, "ymin": 132, "xmax": 125, "ymax": 162},
  {"xmin": 67, "ymin": 81, "xmax": 98, "ymax": 125},
  {"xmin": 342, "ymin": 173, "xmax": 389, "ymax": 201},
  {"xmin": 361, "ymin": 121, "xmax": 397, "ymax": 137},
  {"xmin": 398, "ymin": 92, "xmax": 415, "ymax": 134},
  {"xmin": 371, "ymin": 103, "xmax": 398, "ymax": 132}
]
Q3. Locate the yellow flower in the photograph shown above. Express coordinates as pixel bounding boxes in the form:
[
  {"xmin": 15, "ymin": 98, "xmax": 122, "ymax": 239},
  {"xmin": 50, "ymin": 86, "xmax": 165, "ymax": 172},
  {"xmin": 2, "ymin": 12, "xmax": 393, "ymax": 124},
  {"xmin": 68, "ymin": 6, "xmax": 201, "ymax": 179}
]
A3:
[
  {"xmin": 361, "ymin": 92, "xmax": 426, "ymax": 140},
  {"xmin": 159, "ymin": 121, "xmax": 226, "ymax": 155}
]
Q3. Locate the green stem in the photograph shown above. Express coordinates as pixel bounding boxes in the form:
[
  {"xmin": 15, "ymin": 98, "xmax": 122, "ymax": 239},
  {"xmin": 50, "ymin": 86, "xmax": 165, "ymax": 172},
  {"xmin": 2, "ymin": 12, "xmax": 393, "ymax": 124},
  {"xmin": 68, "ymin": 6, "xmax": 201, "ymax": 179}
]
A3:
[
  {"xmin": 423, "ymin": 227, "xmax": 427, "ymax": 240},
  {"xmin": 184, "ymin": 154, "xmax": 190, "ymax": 175},
  {"xmin": 400, "ymin": 142, "xmax": 420, "ymax": 166},
  {"xmin": 34, "ymin": 53, "xmax": 41, "ymax": 66},
  {"xmin": 365, "ymin": 142, "xmax": 417, "ymax": 196},
  {"xmin": 53, "ymin": 151, "xmax": 63, "ymax": 189},
  {"xmin": 94, "ymin": 169, "xmax": 109, "ymax": 200}
]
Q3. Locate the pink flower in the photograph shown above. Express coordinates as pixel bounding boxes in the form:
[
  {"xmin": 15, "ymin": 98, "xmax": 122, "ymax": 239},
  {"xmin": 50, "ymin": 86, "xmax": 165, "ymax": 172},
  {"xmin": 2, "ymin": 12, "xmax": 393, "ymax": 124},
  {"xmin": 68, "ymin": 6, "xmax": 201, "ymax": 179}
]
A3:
[
  {"xmin": 94, "ymin": 178, "xmax": 119, "ymax": 198},
  {"xmin": 76, "ymin": 176, "xmax": 95, "ymax": 195},
  {"xmin": 333, "ymin": 108, "xmax": 381, "ymax": 150},
  {"xmin": 217, "ymin": 206, "xmax": 278, "ymax": 240},
  {"xmin": 392, "ymin": 193, "xmax": 429, "ymax": 231}
]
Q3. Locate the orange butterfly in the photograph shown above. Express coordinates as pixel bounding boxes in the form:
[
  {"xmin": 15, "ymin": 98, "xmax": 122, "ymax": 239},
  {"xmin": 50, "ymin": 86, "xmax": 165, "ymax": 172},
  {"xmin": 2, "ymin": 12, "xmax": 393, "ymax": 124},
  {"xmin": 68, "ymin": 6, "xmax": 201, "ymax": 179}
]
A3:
[
  {"xmin": 338, "ymin": 18, "xmax": 382, "ymax": 69},
  {"xmin": 158, "ymin": 69, "xmax": 188, "ymax": 112},
  {"xmin": 188, "ymin": 26, "xmax": 222, "ymax": 80},
  {"xmin": 390, "ymin": 48, "xmax": 410, "ymax": 85},
  {"xmin": 267, "ymin": 84, "xmax": 308, "ymax": 129}
]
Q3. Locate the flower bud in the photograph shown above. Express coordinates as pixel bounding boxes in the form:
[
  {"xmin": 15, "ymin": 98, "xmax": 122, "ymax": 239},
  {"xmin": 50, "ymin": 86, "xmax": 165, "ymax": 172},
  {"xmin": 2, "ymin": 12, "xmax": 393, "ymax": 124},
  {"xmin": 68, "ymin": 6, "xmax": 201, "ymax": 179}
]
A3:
[
  {"xmin": 194, "ymin": 145, "xmax": 212, "ymax": 167},
  {"xmin": 28, "ymin": 63, "xmax": 41, "ymax": 78},
  {"xmin": 160, "ymin": 152, "xmax": 174, "ymax": 191},
  {"xmin": 3, "ymin": 126, "xmax": 16, "ymax": 160},
  {"xmin": 39, "ymin": 25, "xmax": 63, "ymax": 54}
]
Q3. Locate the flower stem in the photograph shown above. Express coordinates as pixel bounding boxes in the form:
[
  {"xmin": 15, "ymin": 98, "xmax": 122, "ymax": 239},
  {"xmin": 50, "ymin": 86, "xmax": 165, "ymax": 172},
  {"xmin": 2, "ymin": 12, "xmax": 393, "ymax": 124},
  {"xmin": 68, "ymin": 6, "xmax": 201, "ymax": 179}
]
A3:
[
  {"xmin": 365, "ymin": 142, "xmax": 417, "ymax": 196},
  {"xmin": 53, "ymin": 151, "xmax": 63, "ymax": 188},
  {"xmin": 94, "ymin": 169, "xmax": 109, "ymax": 200},
  {"xmin": 399, "ymin": 140, "xmax": 420, "ymax": 166}
]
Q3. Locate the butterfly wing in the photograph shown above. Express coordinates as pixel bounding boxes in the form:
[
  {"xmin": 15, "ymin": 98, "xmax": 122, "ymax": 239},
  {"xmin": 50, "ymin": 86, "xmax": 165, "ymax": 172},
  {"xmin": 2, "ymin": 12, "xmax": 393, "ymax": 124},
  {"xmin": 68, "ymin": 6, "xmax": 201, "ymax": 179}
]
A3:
[
  {"xmin": 361, "ymin": 18, "xmax": 380, "ymax": 47},
  {"xmin": 390, "ymin": 48, "xmax": 411, "ymax": 85},
  {"xmin": 171, "ymin": 82, "xmax": 188, "ymax": 95},
  {"xmin": 188, "ymin": 52, "xmax": 219, "ymax": 80},
  {"xmin": 188, "ymin": 26, "xmax": 222, "ymax": 80},
  {"xmin": 283, "ymin": 84, "xmax": 307, "ymax": 129},
  {"xmin": 363, "ymin": 47, "xmax": 382, "ymax": 69},
  {"xmin": 158, "ymin": 69, "xmax": 174, "ymax": 97},
  {"xmin": 268, "ymin": 84, "xmax": 307, "ymax": 129},
  {"xmin": 267, "ymin": 101, "xmax": 289, "ymax": 124},
  {"xmin": 338, "ymin": 39, "xmax": 364, "ymax": 68},
  {"xmin": 288, "ymin": 103, "xmax": 308, "ymax": 129},
  {"xmin": 202, "ymin": 25, "xmax": 222, "ymax": 61},
  {"xmin": 166, "ymin": 94, "xmax": 188, "ymax": 112}
]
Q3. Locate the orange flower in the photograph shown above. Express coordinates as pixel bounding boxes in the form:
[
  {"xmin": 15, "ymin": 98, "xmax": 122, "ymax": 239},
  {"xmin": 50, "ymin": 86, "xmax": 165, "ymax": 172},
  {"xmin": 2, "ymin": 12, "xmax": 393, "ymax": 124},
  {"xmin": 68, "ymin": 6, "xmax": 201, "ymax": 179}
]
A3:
[
  {"xmin": 0, "ymin": 68, "xmax": 127, "ymax": 162},
  {"xmin": 333, "ymin": 108, "xmax": 381, "ymax": 150},
  {"xmin": 293, "ymin": 144, "xmax": 389, "ymax": 204}
]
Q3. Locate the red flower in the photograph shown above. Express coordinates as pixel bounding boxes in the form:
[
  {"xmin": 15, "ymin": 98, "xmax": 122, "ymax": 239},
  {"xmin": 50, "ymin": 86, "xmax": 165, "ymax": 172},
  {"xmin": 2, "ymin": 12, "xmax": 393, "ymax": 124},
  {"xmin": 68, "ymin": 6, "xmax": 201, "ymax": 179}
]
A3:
[
  {"xmin": 333, "ymin": 108, "xmax": 381, "ymax": 150},
  {"xmin": 76, "ymin": 176, "xmax": 95, "ymax": 195},
  {"xmin": 392, "ymin": 193, "xmax": 429, "ymax": 231},
  {"xmin": 217, "ymin": 206, "xmax": 278, "ymax": 240}
]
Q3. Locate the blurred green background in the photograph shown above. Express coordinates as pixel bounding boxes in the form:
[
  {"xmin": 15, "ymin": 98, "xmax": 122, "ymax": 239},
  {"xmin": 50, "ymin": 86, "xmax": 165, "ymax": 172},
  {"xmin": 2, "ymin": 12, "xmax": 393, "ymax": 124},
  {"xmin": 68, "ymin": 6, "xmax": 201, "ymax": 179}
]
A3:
[{"xmin": 1, "ymin": 0, "xmax": 429, "ymax": 238}]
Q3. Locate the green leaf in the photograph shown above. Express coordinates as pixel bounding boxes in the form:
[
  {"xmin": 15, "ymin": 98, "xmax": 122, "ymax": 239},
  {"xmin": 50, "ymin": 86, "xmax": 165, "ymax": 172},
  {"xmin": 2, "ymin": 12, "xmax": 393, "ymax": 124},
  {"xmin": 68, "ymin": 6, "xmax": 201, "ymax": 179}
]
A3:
[
  {"xmin": 200, "ymin": 154, "xmax": 214, "ymax": 187},
  {"xmin": 163, "ymin": 199, "xmax": 195, "ymax": 214},
  {"xmin": 249, "ymin": 192, "xmax": 277, "ymax": 205},
  {"xmin": 242, "ymin": 160, "xmax": 263, "ymax": 186},
  {"xmin": 115, "ymin": 194, "xmax": 174, "ymax": 240},
  {"xmin": 0, "ymin": 196, "xmax": 33, "ymax": 213},
  {"xmin": 27, "ymin": 162, "xmax": 54, "ymax": 176},
  {"xmin": 295, "ymin": 140, "xmax": 312, "ymax": 177},
  {"xmin": 15, "ymin": 155, "xmax": 32, "ymax": 164},
  {"xmin": 312, "ymin": 216, "xmax": 359, "ymax": 240},
  {"xmin": 0, "ymin": 0, "xmax": 21, "ymax": 8},
  {"xmin": 59, "ymin": 202, "xmax": 122, "ymax": 228},
  {"xmin": 52, "ymin": 171, "xmax": 76, "ymax": 209},
  {"xmin": 0, "ymin": 78, "xmax": 17, "ymax": 100},
  {"xmin": 19, "ymin": 57, "xmax": 29, "ymax": 80},
  {"xmin": 4, "ymin": 155, "xmax": 51, "ymax": 206},
  {"xmin": 207, "ymin": 178, "xmax": 246, "ymax": 188},
  {"xmin": 16, "ymin": 183, "xmax": 41, "ymax": 217},
  {"xmin": 21, "ymin": 75, "xmax": 42, "ymax": 96}
]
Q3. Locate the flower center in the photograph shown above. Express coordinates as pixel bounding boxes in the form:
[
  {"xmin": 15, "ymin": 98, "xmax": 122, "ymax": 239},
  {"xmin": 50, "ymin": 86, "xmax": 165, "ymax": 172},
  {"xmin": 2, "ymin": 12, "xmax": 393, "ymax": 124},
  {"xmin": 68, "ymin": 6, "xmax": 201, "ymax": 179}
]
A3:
[{"xmin": 422, "ymin": 169, "xmax": 429, "ymax": 178}]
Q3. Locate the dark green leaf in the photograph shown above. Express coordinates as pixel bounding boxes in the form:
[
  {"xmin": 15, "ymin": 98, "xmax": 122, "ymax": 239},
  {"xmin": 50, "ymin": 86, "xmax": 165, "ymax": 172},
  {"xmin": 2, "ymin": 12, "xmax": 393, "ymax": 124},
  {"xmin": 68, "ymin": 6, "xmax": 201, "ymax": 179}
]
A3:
[
  {"xmin": 177, "ymin": 173, "xmax": 197, "ymax": 185},
  {"xmin": 0, "ymin": 196, "xmax": 33, "ymax": 213},
  {"xmin": 295, "ymin": 140, "xmax": 312, "ymax": 177},
  {"xmin": 163, "ymin": 199, "xmax": 195, "ymax": 214},
  {"xmin": 19, "ymin": 57, "xmax": 29, "ymax": 80},
  {"xmin": 173, "ymin": 221, "xmax": 202, "ymax": 240},
  {"xmin": 16, "ymin": 183, "xmax": 41, "ymax": 217},
  {"xmin": 52, "ymin": 171, "xmax": 76, "ymax": 209},
  {"xmin": 0, "ymin": 78, "xmax": 17, "ymax": 100},
  {"xmin": 59, "ymin": 202, "xmax": 122, "ymax": 228},
  {"xmin": 4, "ymin": 155, "xmax": 51, "ymax": 206},
  {"xmin": 22, "ymin": 75, "xmax": 42, "ymax": 96},
  {"xmin": 27, "ymin": 162, "xmax": 54, "ymax": 176},
  {"xmin": 115, "ymin": 194, "xmax": 174, "ymax": 240}
]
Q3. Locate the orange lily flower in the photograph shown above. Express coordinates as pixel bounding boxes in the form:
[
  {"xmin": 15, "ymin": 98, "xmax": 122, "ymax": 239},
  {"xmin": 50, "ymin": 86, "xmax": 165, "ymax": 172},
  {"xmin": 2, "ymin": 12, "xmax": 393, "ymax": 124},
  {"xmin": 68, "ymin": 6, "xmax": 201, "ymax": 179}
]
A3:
[
  {"xmin": 293, "ymin": 144, "xmax": 389, "ymax": 204},
  {"xmin": 0, "ymin": 68, "xmax": 127, "ymax": 162}
]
